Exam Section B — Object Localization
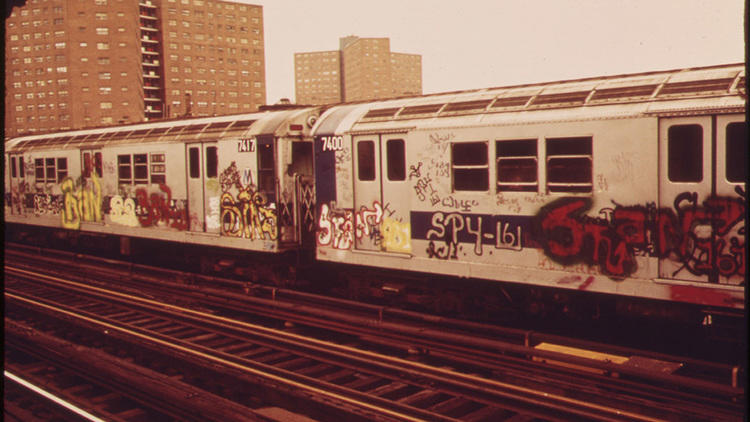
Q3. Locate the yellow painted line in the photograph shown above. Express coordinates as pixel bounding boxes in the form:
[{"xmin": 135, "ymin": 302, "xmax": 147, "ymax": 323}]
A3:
[
  {"xmin": 535, "ymin": 342, "xmax": 630, "ymax": 364},
  {"xmin": 7, "ymin": 266, "xmax": 665, "ymax": 422},
  {"xmin": 5, "ymin": 370, "xmax": 108, "ymax": 422}
]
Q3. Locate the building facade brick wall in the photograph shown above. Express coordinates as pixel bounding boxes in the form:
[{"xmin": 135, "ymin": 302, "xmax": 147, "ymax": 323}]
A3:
[
  {"xmin": 295, "ymin": 36, "xmax": 421, "ymax": 105},
  {"xmin": 5, "ymin": 0, "xmax": 266, "ymax": 138}
]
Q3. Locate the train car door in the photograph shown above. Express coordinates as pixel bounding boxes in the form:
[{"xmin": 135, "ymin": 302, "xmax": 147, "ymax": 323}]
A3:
[
  {"xmin": 186, "ymin": 142, "xmax": 219, "ymax": 233},
  {"xmin": 658, "ymin": 115, "xmax": 746, "ymax": 284},
  {"xmin": 352, "ymin": 133, "xmax": 411, "ymax": 253},
  {"xmin": 353, "ymin": 135, "xmax": 382, "ymax": 251},
  {"xmin": 380, "ymin": 135, "xmax": 411, "ymax": 253}
]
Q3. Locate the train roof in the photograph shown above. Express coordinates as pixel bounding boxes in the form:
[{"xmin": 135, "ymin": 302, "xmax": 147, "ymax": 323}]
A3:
[
  {"xmin": 312, "ymin": 63, "xmax": 745, "ymax": 134},
  {"xmin": 5, "ymin": 108, "xmax": 320, "ymax": 153}
]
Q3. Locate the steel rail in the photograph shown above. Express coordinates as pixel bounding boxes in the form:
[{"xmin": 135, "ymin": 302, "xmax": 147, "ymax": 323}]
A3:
[{"xmin": 5, "ymin": 267, "xmax": 704, "ymax": 422}]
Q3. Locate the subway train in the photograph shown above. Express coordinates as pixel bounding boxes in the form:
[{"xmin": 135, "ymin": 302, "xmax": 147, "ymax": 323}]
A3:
[{"xmin": 5, "ymin": 63, "xmax": 746, "ymax": 322}]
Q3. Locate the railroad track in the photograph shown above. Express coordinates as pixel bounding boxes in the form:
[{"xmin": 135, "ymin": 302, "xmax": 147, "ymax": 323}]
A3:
[
  {"xmin": 5, "ymin": 248, "xmax": 745, "ymax": 421},
  {"xmin": 5, "ymin": 322, "xmax": 270, "ymax": 422}
]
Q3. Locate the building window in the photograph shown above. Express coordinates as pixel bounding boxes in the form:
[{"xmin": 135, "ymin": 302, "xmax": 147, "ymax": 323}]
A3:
[
  {"xmin": 452, "ymin": 142, "xmax": 488, "ymax": 191},
  {"xmin": 546, "ymin": 137, "xmax": 593, "ymax": 193},
  {"xmin": 96, "ymin": 27, "xmax": 108, "ymax": 35},
  {"xmin": 497, "ymin": 139, "xmax": 538, "ymax": 192},
  {"xmin": 667, "ymin": 125, "xmax": 702, "ymax": 183}
]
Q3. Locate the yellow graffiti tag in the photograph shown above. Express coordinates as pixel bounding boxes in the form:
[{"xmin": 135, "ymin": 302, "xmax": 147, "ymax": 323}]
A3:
[
  {"xmin": 61, "ymin": 174, "xmax": 102, "ymax": 230},
  {"xmin": 381, "ymin": 217, "xmax": 411, "ymax": 254}
]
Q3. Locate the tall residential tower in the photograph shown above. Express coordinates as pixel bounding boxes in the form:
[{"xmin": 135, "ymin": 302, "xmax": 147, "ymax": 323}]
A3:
[
  {"xmin": 5, "ymin": 0, "xmax": 266, "ymax": 138},
  {"xmin": 295, "ymin": 36, "xmax": 421, "ymax": 105}
]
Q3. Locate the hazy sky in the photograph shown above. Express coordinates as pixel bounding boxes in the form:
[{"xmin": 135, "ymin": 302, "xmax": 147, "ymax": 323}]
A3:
[{"xmin": 241, "ymin": 0, "xmax": 745, "ymax": 104}]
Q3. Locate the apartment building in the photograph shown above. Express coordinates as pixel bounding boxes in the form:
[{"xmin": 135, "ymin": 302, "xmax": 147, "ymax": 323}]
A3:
[
  {"xmin": 5, "ymin": 0, "xmax": 265, "ymax": 138},
  {"xmin": 295, "ymin": 36, "xmax": 421, "ymax": 105}
]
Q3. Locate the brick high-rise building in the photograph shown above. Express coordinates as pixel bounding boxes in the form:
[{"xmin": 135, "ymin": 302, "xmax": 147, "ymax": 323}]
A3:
[
  {"xmin": 295, "ymin": 36, "xmax": 421, "ymax": 105},
  {"xmin": 5, "ymin": 0, "xmax": 266, "ymax": 138}
]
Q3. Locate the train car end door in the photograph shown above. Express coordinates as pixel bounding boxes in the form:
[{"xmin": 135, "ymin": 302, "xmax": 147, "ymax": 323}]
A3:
[{"xmin": 658, "ymin": 115, "xmax": 746, "ymax": 285}]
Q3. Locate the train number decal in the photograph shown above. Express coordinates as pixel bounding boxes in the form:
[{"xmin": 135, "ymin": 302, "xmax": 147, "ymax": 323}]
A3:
[
  {"xmin": 320, "ymin": 135, "xmax": 344, "ymax": 152},
  {"xmin": 238, "ymin": 138, "xmax": 255, "ymax": 152}
]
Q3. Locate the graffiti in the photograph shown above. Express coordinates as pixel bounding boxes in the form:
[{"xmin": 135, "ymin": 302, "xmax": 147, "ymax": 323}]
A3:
[
  {"xmin": 430, "ymin": 159, "xmax": 450, "ymax": 178},
  {"xmin": 220, "ymin": 162, "xmax": 277, "ymax": 240},
  {"xmin": 556, "ymin": 275, "xmax": 596, "ymax": 290},
  {"xmin": 109, "ymin": 195, "xmax": 139, "ymax": 227},
  {"xmin": 381, "ymin": 217, "xmax": 412, "ymax": 253},
  {"xmin": 33, "ymin": 193, "xmax": 61, "ymax": 216},
  {"xmin": 9, "ymin": 180, "xmax": 29, "ymax": 214},
  {"xmin": 60, "ymin": 175, "xmax": 103, "ymax": 230},
  {"xmin": 496, "ymin": 194, "xmax": 522, "ymax": 213},
  {"xmin": 441, "ymin": 196, "xmax": 479, "ymax": 213},
  {"xmin": 317, "ymin": 201, "xmax": 395, "ymax": 250},
  {"xmin": 596, "ymin": 174, "xmax": 609, "ymax": 192},
  {"xmin": 534, "ymin": 193, "xmax": 746, "ymax": 279},
  {"xmin": 612, "ymin": 152, "xmax": 634, "ymax": 182},
  {"xmin": 135, "ymin": 184, "xmax": 189, "ymax": 230},
  {"xmin": 426, "ymin": 213, "xmax": 463, "ymax": 259},
  {"xmin": 354, "ymin": 201, "xmax": 393, "ymax": 245},
  {"xmin": 423, "ymin": 211, "xmax": 525, "ymax": 259},
  {"xmin": 414, "ymin": 175, "xmax": 440, "ymax": 205},
  {"xmin": 408, "ymin": 162, "xmax": 423, "ymax": 180},
  {"xmin": 428, "ymin": 132, "xmax": 454, "ymax": 153},
  {"xmin": 206, "ymin": 196, "xmax": 221, "ymax": 230},
  {"xmin": 317, "ymin": 203, "xmax": 354, "ymax": 249}
]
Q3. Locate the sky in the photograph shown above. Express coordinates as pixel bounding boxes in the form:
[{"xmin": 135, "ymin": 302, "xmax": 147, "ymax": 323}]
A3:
[{"xmin": 241, "ymin": 0, "xmax": 745, "ymax": 104}]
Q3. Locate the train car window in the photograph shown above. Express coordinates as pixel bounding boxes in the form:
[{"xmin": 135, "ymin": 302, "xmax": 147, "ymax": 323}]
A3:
[
  {"xmin": 189, "ymin": 147, "xmax": 200, "ymax": 178},
  {"xmin": 726, "ymin": 122, "xmax": 747, "ymax": 183},
  {"xmin": 357, "ymin": 141, "xmax": 376, "ymax": 181},
  {"xmin": 150, "ymin": 153, "xmax": 166, "ymax": 184},
  {"xmin": 546, "ymin": 137, "xmax": 592, "ymax": 193},
  {"xmin": 118, "ymin": 154, "xmax": 132, "ymax": 184},
  {"xmin": 11, "ymin": 157, "xmax": 18, "ymax": 178},
  {"xmin": 386, "ymin": 139, "xmax": 406, "ymax": 181},
  {"xmin": 452, "ymin": 142, "xmax": 489, "ymax": 191},
  {"xmin": 19, "ymin": 156, "xmax": 25, "ymax": 179},
  {"xmin": 667, "ymin": 124, "xmax": 702, "ymax": 182},
  {"xmin": 45, "ymin": 158, "xmax": 56, "ymax": 183},
  {"xmin": 133, "ymin": 154, "xmax": 149, "ymax": 184},
  {"xmin": 496, "ymin": 139, "xmax": 537, "ymax": 192},
  {"xmin": 56, "ymin": 158, "xmax": 68, "ymax": 183},
  {"xmin": 35, "ymin": 159, "xmax": 44, "ymax": 181},
  {"xmin": 205, "ymin": 146, "xmax": 218, "ymax": 178}
]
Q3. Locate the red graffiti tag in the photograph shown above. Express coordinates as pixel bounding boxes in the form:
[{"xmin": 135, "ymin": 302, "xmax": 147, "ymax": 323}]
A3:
[
  {"xmin": 536, "ymin": 194, "xmax": 746, "ymax": 279},
  {"xmin": 135, "ymin": 184, "xmax": 188, "ymax": 230}
]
